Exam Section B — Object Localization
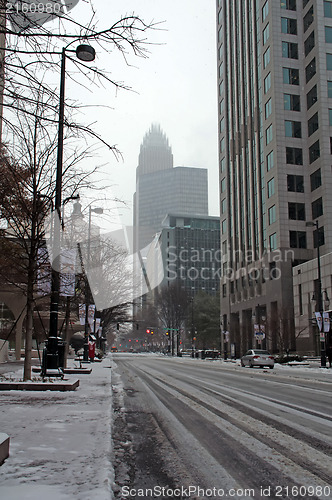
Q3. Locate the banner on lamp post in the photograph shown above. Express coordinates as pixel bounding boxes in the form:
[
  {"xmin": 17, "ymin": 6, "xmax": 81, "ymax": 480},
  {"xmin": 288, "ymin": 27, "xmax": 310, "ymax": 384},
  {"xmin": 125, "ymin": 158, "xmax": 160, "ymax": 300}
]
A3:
[
  {"xmin": 88, "ymin": 305, "xmax": 95, "ymax": 330},
  {"xmin": 315, "ymin": 312, "xmax": 323, "ymax": 331},
  {"xmin": 95, "ymin": 318, "xmax": 101, "ymax": 334},
  {"xmin": 323, "ymin": 311, "xmax": 330, "ymax": 333},
  {"xmin": 79, "ymin": 304, "xmax": 86, "ymax": 325},
  {"xmin": 60, "ymin": 249, "xmax": 76, "ymax": 297}
]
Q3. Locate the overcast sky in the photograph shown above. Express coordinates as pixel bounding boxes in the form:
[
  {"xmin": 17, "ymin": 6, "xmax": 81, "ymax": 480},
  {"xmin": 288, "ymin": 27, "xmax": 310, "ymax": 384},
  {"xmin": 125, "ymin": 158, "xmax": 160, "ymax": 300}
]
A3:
[{"xmin": 64, "ymin": 0, "xmax": 219, "ymax": 227}]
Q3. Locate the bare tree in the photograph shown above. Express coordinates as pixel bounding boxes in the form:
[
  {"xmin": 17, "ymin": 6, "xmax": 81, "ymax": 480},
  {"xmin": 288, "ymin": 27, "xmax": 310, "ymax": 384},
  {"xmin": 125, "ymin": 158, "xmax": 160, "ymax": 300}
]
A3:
[
  {"xmin": 1, "ymin": 0, "xmax": 158, "ymax": 148},
  {"xmin": 155, "ymin": 283, "xmax": 189, "ymax": 355},
  {"xmin": 192, "ymin": 291, "xmax": 220, "ymax": 350},
  {"xmin": 0, "ymin": 95, "xmax": 101, "ymax": 380}
]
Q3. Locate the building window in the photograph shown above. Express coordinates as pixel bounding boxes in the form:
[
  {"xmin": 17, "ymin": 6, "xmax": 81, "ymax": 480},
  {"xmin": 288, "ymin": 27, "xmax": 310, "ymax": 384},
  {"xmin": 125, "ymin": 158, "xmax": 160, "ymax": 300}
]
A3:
[
  {"xmin": 290, "ymin": 231, "xmax": 307, "ymax": 248},
  {"xmin": 219, "ymin": 80, "xmax": 224, "ymax": 96},
  {"xmin": 218, "ymin": 26, "xmax": 222, "ymax": 43},
  {"xmin": 307, "ymin": 85, "xmax": 317, "ymax": 109},
  {"xmin": 281, "ymin": 17, "xmax": 297, "ymax": 34},
  {"xmin": 312, "ymin": 197, "xmax": 323, "ymax": 219},
  {"xmin": 310, "ymin": 168, "xmax": 321, "ymax": 191},
  {"xmin": 263, "ymin": 47, "xmax": 271, "ymax": 68},
  {"xmin": 304, "ymin": 31, "xmax": 315, "ymax": 56},
  {"xmin": 303, "ymin": 6, "xmax": 314, "ymax": 32},
  {"xmin": 267, "ymin": 150, "xmax": 274, "ymax": 170},
  {"xmin": 222, "ymin": 219, "xmax": 227, "ymax": 234},
  {"xmin": 281, "ymin": 0, "xmax": 296, "ymax": 10},
  {"xmin": 325, "ymin": 0, "xmax": 332, "ymax": 18},
  {"xmin": 265, "ymin": 98, "xmax": 272, "ymax": 118},
  {"xmin": 286, "ymin": 146, "xmax": 303, "ymax": 164},
  {"xmin": 220, "ymin": 137, "xmax": 225, "ymax": 152},
  {"xmin": 267, "ymin": 177, "xmax": 275, "ymax": 197},
  {"xmin": 305, "ymin": 58, "xmax": 316, "ymax": 83},
  {"xmin": 308, "ymin": 112, "xmax": 319, "ymax": 136},
  {"xmin": 262, "ymin": 1, "xmax": 269, "ymax": 21},
  {"xmin": 220, "ymin": 99, "xmax": 224, "ymax": 115},
  {"xmin": 282, "ymin": 41, "xmax": 298, "ymax": 59},
  {"xmin": 266, "ymin": 124, "xmax": 273, "ymax": 144},
  {"xmin": 287, "ymin": 174, "xmax": 304, "ymax": 192},
  {"xmin": 285, "ymin": 120, "xmax": 302, "ymax": 137},
  {"xmin": 329, "ymin": 109, "xmax": 332, "ymax": 125},
  {"xmin": 220, "ymin": 117, "xmax": 225, "ymax": 132},
  {"xmin": 221, "ymin": 177, "xmax": 226, "ymax": 192},
  {"xmin": 263, "ymin": 24, "xmax": 270, "ymax": 44},
  {"xmin": 289, "ymin": 202, "xmax": 305, "ymax": 220},
  {"xmin": 328, "ymin": 81, "xmax": 332, "ymax": 98},
  {"xmin": 264, "ymin": 73, "xmax": 271, "ymax": 93},
  {"xmin": 325, "ymin": 26, "xmax": 332, "ymax": 43},
  {"xmin": 303, "ymin": 0, "xmax": 309, "ymax": 7},
  {"xmin": 309, "ymin": 140, "xmax": 320, "ymax": 163},
  {"xmin": 284, "ymin": 93, "xmax": 300, "ymax": 111},
  {"xmin": 269, "ymin": 233, "xmax": 277, "ymax": 251},
  {"xmin": 327, "ymin": 53, "xmax": 332, "ymax": 70},
  {"xmin": 283, "ymin": 67, "xmax": 299, "ymax": 85},
  {"xmin": 219, "ymin": 62, "xmax": 224, "ymax": 78},
  {"xmin": 299, "ymin": 284, "xmax": 303, "ymax": 315},
  {"xmin": 268, "ymin": 205, "xmax": 276, "ymax": 224},
  {"xmin": 221, "ymin": 198, "xmax": 226, "ymax": 213},
  {"xmin": 220, "ymin": 157, "xmax": 225, "ymax": 172}
]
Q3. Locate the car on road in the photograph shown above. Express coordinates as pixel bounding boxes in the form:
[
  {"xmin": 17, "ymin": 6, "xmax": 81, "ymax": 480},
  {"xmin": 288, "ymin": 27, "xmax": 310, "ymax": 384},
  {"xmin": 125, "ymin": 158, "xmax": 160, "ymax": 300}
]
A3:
[{"xmin": 241, "ymin": 349, "xmax": 274, "ymax": 369}]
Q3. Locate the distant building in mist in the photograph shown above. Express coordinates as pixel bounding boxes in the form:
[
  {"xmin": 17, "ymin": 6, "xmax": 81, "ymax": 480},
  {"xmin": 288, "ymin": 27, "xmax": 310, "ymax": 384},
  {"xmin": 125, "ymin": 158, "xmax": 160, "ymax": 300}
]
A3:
[
  {"xmin": 154, "ymin": 213, "xmax": 221, "ymax": 296},
  {"xmin": 133, "ymin": 124, "xmax": 209, "ymax": 254}
]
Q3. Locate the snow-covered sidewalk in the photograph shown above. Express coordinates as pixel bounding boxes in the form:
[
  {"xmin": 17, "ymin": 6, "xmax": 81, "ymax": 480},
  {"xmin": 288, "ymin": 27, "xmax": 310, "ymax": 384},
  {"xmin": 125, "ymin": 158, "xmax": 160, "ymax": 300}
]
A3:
[{"xmin": 0, "ymin": 356, "xmax": 114, "ymax": 500}]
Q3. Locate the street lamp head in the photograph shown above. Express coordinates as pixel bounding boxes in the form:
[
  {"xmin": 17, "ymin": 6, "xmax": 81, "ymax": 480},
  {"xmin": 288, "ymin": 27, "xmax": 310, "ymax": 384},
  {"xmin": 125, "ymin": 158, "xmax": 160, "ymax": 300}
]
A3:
[
  {"xmin": 91, "ymin": 207, "xmax": 103, "ymax": 215},
  {"xmin": 76, "ymin": 44, "xmax": 96, "ymax": 62}
]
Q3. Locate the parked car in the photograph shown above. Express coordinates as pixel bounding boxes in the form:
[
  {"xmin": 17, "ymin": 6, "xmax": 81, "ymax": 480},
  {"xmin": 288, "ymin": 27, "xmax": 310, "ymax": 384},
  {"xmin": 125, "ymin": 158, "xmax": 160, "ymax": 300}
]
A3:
[{"xmin": 241, "ymin": 349, "xmax": 274, "ymax": 369}]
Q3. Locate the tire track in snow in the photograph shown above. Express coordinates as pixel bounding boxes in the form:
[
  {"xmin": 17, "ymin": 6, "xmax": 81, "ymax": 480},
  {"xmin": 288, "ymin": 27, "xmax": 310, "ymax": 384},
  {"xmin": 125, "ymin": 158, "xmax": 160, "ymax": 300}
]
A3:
[{"xmin": 128, "ymin": 362, "xmax": 332, "ymax": 498}]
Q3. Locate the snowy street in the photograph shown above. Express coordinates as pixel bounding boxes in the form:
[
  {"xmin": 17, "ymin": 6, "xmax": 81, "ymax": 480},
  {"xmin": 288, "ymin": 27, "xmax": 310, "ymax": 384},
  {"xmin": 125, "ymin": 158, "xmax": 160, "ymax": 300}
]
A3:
[
  {"xmin": 0, "ymin": 354, "xmax": 332, "ymax": 499},
  {"xmin": 112, "ymin": 354, "xmax": 332, "ymax": 500}
]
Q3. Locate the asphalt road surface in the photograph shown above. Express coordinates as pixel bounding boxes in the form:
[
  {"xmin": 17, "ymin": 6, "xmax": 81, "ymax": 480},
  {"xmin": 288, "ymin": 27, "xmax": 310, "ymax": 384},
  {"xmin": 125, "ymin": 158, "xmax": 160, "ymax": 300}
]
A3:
[{"xmin": 111, "ymin": 354, "xmax": 332, "ymax": 500}]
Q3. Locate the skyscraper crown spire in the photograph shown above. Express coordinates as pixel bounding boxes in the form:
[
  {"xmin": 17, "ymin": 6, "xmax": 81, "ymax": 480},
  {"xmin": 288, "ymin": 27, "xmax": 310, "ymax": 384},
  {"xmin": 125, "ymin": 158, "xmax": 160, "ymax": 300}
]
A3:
[{"xmin": 137, "ymin": 123, "xmax": 173, "ymax": 175}]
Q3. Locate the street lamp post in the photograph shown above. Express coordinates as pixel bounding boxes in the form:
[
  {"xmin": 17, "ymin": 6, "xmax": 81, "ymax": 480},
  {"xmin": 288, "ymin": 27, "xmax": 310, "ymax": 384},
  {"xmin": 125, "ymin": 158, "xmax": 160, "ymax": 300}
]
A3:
[
  {"xmin": 83, "ymin": 206, "xmax": 103, "ymax": 362},
  {"xmin": 49, "ymin": 44, "xmax": 96, "ymax": 344},
  {"xmin": 306, "ymin": 220, "xmax": 326, "ymax": 367},
  {"xmin": 191, "ymin": 297, "xmax": 195, "ymax": 358}
]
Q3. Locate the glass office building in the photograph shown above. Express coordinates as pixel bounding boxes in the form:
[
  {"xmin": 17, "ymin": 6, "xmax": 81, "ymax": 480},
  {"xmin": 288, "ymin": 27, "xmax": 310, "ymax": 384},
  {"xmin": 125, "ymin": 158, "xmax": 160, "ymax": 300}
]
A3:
[{"xmin": 217, "ymin": 0, "xmax": 332, "ymax": 355}]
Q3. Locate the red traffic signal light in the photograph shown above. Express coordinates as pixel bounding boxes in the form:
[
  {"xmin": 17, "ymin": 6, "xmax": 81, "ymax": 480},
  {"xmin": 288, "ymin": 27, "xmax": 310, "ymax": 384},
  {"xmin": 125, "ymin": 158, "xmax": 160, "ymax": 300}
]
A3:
[{"xmin": 146, "ymin": 329, "xmax": 150, "ymax": 334}]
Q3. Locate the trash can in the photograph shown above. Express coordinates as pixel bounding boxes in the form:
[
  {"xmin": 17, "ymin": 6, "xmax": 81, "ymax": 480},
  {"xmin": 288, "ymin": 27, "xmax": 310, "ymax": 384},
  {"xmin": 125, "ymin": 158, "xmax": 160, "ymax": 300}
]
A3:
[{"xmin": 41, "ymin": 337, "xmax": 65, "ymax": 375}]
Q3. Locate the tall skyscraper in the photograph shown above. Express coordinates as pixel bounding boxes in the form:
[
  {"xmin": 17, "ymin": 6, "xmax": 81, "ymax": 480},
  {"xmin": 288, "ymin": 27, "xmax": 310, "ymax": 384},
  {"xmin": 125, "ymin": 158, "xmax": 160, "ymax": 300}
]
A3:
[
  {"xmin": 133, "ymin": 124, "xmax": 209, "ymax": 254},
  {"xmin": 217, "ymin": 0, "xmax": 332, "ymax": 355}
]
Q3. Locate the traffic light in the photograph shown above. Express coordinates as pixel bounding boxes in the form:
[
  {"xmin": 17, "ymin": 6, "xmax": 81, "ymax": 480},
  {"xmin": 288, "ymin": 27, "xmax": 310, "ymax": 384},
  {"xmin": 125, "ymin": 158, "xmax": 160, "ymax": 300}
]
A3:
[
  {"xmin": 165, "ymin": 331, "xmax": 169, "ymax": 336},
  {"xmin": 151, "ymin": 330, "xmax": 154, "ymax": 335},
  {"xmin": 146, "ymin": 329, "xmax": 150, "ymax": 334}
]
